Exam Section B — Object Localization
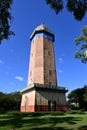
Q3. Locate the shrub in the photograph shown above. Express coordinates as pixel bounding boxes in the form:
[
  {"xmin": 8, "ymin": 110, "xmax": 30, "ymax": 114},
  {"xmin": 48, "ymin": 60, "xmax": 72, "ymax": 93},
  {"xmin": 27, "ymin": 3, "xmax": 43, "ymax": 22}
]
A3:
[{"xmin": 66, "ymin": 110, "xmax": 85, "ymax": 114}]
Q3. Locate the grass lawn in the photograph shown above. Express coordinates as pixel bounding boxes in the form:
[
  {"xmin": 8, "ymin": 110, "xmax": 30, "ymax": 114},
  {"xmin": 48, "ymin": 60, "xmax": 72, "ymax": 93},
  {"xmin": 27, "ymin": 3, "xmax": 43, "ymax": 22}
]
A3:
[{"xmin": 0, "ymin": 112, "xmax": 87, "ymax": 130}]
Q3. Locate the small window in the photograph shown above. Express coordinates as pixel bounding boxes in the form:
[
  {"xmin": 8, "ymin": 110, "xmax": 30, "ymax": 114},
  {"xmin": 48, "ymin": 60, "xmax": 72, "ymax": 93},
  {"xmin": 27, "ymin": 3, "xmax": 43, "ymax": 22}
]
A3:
[
  {"xmin": 48, "ymin": 51, "xmax": 50, "ymax": 55},
  {"xmin": 49, "ymin": 70, "xmax": 52, "ymax": 76}
]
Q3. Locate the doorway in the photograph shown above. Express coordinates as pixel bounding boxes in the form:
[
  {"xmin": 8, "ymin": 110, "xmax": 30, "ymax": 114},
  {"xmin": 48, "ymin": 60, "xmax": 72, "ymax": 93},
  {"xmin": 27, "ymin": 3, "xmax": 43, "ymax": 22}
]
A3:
[
  {"xmin": 48, "ymin": 100, "xmax": 56, "ymax": 111},
  {"xmin": 54, "ymin": 101, "xmax": 56, "ymax": 111}
]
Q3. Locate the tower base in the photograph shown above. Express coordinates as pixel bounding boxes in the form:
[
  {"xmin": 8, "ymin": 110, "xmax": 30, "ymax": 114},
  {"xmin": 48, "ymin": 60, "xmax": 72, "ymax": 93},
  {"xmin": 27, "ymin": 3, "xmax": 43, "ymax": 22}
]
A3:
[{"xmin": 20, "ymin": 83, "xmax": 68, "ymax": 112}]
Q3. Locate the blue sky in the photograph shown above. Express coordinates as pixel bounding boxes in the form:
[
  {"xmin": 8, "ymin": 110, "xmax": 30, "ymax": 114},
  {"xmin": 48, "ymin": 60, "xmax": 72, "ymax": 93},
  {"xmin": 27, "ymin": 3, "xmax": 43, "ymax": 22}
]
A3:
[{"xmin": 0, "ymin": 0, "xmax": 87, "ymax": 94}]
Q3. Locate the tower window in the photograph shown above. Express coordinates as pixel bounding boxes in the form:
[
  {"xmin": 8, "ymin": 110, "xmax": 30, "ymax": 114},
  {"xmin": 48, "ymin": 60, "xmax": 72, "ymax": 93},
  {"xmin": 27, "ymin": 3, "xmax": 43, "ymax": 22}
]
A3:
[
  {"xmin": 49, "ymin": 70, "xmax": 52, "ymax": 76},
  {"xmin": 48, "ymin": 51, "xmax": 50, "ymax": 55}
]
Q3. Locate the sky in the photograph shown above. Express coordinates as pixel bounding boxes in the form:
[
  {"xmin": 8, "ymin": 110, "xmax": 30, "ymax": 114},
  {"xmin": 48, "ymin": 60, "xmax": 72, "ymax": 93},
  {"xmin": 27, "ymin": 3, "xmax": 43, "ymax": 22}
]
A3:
[{"xmin": 0, "ymin": 0, "xmax": 87, "ymax": 95}]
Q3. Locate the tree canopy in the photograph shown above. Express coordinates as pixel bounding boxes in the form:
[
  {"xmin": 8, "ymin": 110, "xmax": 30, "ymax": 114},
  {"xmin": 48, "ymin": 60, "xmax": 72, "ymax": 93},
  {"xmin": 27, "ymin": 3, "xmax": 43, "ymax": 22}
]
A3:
[
  {"xmin": 75, "ymin": 26, "xmax": 87, "ymax": 63},
  {"xmin": 45, "ymin": 0, "xmax": 87, "ymax": 20},
  {"xmin": 0, "ymin": 0, "xmax": 87, "ymax": 45},
  {"xmin": 68, "ymin": 85, "xmax": 87, "ymax": 110},
  {"xmin": 0, "ymin": 91, "xmax": 21, "ymax": 111},
  {"xmin": 0, "ymin": 0, "xmax": 14, "ymax": 43}
]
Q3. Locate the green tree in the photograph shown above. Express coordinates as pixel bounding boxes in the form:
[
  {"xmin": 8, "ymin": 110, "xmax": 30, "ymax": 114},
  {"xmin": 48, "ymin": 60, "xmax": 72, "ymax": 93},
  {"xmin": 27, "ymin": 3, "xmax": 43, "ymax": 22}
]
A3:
[
  {"xmin": 9, "ymin": 92, "xmax": 22, "ymax": 110},
  {"xmin": 0, "ymin": 92, "xmax": 5, "ymax": 111},
  {"xmin": 45, "ymin": 0, "xmax": 87, "ymax": 21},
  {"xmin": 0, "ymin": 91, "xmax": 21, "ymax": 111},
  {"xmin": 74, "ymin": 26, "xmax": 87, "ymax": 63},
  {"xmin": 45, "ymin": 0, "xmax": 63, "ymax": 14},
  {"xmin": 0, "ymin": 0, "xmax": 14, "ymax": 43},
  {"xmin": 0, "ymin": 0, "xmax": 87, "ymax": 43},
  {"xmin": 83, "ymin": 85, "xmax": 87, "ymax": 108},
  {"xmin": 68, "ymin": 86, "xmax": 87, "ymax": 110}
]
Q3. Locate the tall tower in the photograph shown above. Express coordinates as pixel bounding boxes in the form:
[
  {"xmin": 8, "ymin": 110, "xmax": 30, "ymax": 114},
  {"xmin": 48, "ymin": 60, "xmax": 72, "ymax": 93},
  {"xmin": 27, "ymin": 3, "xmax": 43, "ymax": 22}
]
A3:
[
  {"xmin": 27, "ymin": 24, "xmax": 57, "ymax": 86},
  {"xmin": 20, "ymin": 24, "xmax": 68, "ymax": 112}
]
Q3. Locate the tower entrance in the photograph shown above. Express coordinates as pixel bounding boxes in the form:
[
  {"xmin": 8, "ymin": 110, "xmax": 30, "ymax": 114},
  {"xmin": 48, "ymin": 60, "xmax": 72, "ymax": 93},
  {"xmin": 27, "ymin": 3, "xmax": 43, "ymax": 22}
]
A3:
[{"xmin": 48, "ymin": 101, "xmax": 57, "ymax": 111}]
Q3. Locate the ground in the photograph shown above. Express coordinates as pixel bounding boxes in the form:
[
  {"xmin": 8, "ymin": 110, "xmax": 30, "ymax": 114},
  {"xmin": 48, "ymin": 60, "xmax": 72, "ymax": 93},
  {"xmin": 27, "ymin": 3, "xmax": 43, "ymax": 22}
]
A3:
[{"xmin": 0, "ymin": 111, "xmax": 87, "ymax": 130}]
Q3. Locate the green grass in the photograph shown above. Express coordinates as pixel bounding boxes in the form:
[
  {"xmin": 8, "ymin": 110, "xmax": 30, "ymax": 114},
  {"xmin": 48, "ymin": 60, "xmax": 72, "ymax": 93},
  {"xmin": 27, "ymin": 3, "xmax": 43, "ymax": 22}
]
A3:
[{"xmin": 0, "ymin": 112, "xmax": 87, "ymax": 130}]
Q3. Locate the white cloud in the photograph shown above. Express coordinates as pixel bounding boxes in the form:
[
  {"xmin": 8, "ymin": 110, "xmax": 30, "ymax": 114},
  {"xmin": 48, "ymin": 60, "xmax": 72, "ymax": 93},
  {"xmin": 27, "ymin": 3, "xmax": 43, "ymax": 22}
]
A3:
[
  {"xmin": 58, "ymin": 69, "xmax": 63, "ymax": 73},
  {"xmin": 15, "ymin": 76, "xmax": 24, "ymax": 81},
  {"xmin": 58, "ymin": 58, "xmax": 63, "ymax": 63},
  {"xmin": 0, "ymin": 59, "xmax": 4, "ymax": 64}
]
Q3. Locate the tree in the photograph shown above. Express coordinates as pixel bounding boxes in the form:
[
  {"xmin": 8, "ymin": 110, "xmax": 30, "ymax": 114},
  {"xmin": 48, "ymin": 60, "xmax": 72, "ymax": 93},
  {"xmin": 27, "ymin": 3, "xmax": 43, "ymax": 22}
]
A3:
[
  {"xmin": 9, "ymin": 92, "xmax": 22, "ymax": 110},
  {"xmin": 66, "ymin": 0, "xmax": 87, "ymax": 21},
  {"xmin": 45, "ymin": 0, "xmax": 87, "ymax": 21},
  {"xmin": 83, "ymin": 85, "xmax": 87, "ymax": 105},
  {"xmin": 68, "ymin": 86, "xmax": 87, "ymax": 110},
  {"xmin": 0, "ymin": 0, "xmax": 14, "ymax": 43},
  {"xmin": 74, "ymin": 26, "xmax": 87, "ymax": 63},
  {"xmin": 0, "ymin": 0, "xmax": 87, "ymax": 43},
  {"xmin": 45, "ymin": 0, "xmax": 63, "ymax": 14},
  {"xmin": 0, "ymin": 91, "xmax": 21, "ymax": 111}
]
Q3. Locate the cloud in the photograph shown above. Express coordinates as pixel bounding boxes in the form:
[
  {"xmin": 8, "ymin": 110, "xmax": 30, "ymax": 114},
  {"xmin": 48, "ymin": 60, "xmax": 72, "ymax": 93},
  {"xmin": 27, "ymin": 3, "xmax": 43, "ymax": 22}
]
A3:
[
  {"xmin": 15, "ymin": 76, "xmax": 24, "ymax": 81},
  {"xmin": 0, "ymin": 59, "xmax": 4, "ymax": 64},
  {"xmin": 58, "ymin": 58, "xmax": 63, "ymax": 63},
  {"xmin": 58, "ymin": 69, "xmax": 63, "ymax": 73}
]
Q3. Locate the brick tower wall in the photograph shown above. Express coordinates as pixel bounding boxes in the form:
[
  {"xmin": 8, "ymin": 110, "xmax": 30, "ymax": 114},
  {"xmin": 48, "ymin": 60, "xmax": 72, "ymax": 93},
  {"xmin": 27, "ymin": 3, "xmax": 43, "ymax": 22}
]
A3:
[
  {"xmin": 27, "ymin": 34, "xmax": 57, "ymax": 86},
  {"xmin": 44, "ymin": 38, "xmax": 57, "ymax": 86},
  {"xmin": 27, "ymin": 36, "xmax": 44, "ymax": 85}
]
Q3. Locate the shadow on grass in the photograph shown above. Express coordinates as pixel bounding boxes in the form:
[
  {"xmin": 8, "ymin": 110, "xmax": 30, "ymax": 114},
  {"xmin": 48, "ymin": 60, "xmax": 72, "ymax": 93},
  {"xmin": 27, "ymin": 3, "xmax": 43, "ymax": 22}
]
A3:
[
  {"xmin": 0, "ymin": 115, "xmax": 23, "ymax": 128},
  {"xmin": 0, "ymin": 115, "xmax": 82, "ymax": 130},
  {"xmin": 27, "ymin": 127, "xmax": 73, "ymax": 130},
  {"xmin": 0, "ymin": 115, "xmax": 11, "ymax": 119},
  {"xmin": 78, "ymin": 125, "xmax": 87, "ymax": 130}
]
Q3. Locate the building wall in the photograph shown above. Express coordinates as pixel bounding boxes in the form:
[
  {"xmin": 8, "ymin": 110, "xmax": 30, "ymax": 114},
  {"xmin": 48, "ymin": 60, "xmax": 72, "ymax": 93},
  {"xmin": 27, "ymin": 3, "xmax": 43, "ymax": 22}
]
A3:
[
  {"xmin": 36, "ymin": 90, "xmax": 66, "ymax": 106},
  {"xmin": 20, "ymin": 89, "xmax": 68, "ymax": 112},
  {"xmin": 35, "ymin": 90, "xmax": 67, "ymax": 112},
  {"xmin": 20, "ymin": 90, "xmax": 35, "ymax": 112}
]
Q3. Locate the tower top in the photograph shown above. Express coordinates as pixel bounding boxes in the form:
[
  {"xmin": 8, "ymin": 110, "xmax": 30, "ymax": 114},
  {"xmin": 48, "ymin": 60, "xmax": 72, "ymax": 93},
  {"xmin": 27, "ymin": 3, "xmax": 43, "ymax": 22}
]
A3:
[{"xmin": 30, "ymin": 24, "xmax": 55, "ymax": 42}]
